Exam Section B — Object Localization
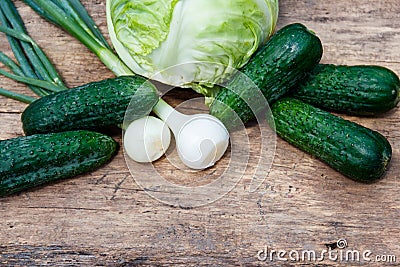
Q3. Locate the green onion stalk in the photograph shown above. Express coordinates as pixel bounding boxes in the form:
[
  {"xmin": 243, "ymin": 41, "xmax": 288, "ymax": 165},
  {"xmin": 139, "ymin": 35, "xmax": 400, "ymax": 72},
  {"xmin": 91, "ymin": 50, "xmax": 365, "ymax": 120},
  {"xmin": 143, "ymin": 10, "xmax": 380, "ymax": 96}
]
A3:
[
  {"xmin": 0, "ymin": 0, "xmax": 172, "ymax": 126},
  {"xmin": 0, "ymin": 0, "xmax": 67, "ymax": 102},
  {"xmin": 23, "ymin": 0, "xmax": 174, "ymax": 114}
]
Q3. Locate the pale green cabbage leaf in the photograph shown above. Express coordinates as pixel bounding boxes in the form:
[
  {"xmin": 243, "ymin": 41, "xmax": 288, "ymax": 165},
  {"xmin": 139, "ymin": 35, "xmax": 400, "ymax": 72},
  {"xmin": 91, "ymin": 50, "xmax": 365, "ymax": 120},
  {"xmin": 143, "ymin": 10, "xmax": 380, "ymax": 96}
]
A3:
[{"xmin": 107, "ymin": 0, "xmax": 279, "ymax": 96}]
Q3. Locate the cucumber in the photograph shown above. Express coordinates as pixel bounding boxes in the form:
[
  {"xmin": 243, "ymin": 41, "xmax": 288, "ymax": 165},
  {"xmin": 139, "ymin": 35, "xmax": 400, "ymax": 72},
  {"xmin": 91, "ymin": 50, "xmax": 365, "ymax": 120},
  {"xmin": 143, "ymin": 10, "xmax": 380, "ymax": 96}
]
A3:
[
  {"xmin": 0, "ymin": 130, "xmax": 118, "ymax": 196},
  {"xmin": 293, "ymin": 64, "xmax": 400, "ymax": 115},
  {"xmin": 270, "ymin": 98, "xmax": 392, "ymax": 182},
  {"xmin": 209, "ymin": 23, "xmax": 323, "ymax": 129},
  {"xmin": 22, "ymin": 76, "xmax": 159, "ymax": 135}
]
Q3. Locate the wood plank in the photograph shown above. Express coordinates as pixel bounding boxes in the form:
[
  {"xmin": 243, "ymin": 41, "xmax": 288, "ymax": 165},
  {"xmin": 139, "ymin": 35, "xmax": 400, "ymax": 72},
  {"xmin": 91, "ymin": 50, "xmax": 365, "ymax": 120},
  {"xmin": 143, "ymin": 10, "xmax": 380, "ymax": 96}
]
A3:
[{"xmin": 0, "ymin": 0, "xmax": 399, "ymax": 266}]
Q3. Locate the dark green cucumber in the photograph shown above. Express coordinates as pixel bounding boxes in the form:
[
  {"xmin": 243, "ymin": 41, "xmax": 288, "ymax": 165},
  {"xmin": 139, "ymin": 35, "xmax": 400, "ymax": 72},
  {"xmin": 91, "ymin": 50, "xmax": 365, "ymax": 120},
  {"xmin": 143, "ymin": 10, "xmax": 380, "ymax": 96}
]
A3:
[
  {"xmin": 293, "ymin": 64, "xmax": 400, "ymax": 115},
  {"xmin": 271, "ymin": 98, "xmax": 392, "ymax": 182},
  {"xmin": 0, "ymin": 130, "xmax": 118, "ymax": 196},
  {"xmin": 209, "ymin": 23, "xmax": 323, "ymax": 129},
  {"xmin": 22, "ymin": 76, "xmax": 159, "ymax": 135}
]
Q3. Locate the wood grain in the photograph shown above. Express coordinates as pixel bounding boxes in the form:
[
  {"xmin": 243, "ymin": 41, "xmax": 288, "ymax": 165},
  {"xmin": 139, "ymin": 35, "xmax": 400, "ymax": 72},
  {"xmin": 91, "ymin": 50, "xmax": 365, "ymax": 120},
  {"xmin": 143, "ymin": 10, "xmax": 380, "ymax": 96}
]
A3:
[{"xmin": 0, "ymin": 0, "xmax": 399, "ymax": 266}]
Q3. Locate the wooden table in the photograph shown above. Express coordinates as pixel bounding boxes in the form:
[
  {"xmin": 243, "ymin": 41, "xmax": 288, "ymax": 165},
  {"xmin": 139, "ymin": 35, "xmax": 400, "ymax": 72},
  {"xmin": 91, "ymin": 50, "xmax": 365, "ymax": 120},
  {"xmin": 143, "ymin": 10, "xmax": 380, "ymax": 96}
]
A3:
[{"xmin": 0, "ymin": 0, "xmax": 399, "ymax": 266}]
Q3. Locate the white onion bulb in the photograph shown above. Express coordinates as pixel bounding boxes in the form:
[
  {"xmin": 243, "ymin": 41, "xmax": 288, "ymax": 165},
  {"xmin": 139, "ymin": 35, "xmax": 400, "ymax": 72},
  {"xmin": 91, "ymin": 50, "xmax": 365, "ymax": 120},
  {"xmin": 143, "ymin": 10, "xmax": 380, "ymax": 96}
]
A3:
[
  {"xmin": 176, "ymin": 115, "xmax": 229, "ymax": 169},
  {"xmin": 153, "ymin": 99, "xmax": 229, "ymax": 170},
  {"xmin": 123, "ymin": 116, "xmax": 171, "ymax": 163}
]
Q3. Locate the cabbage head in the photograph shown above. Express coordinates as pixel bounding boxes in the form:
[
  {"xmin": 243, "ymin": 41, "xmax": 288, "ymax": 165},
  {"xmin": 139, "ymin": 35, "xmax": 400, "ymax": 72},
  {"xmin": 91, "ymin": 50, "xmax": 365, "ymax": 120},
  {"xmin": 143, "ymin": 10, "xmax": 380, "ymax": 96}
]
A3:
[{"xmin": 106, "ymin": 0, "xmax": 279, "ymax": 96}]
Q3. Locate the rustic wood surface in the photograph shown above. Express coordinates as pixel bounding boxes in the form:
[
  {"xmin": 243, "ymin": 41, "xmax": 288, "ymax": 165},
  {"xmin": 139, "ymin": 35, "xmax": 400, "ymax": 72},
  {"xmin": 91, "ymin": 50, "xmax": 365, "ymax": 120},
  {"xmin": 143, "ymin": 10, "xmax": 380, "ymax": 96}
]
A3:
[{"xmin": 0, "ymin": 0, "xmax": 399, "ymax": 266}]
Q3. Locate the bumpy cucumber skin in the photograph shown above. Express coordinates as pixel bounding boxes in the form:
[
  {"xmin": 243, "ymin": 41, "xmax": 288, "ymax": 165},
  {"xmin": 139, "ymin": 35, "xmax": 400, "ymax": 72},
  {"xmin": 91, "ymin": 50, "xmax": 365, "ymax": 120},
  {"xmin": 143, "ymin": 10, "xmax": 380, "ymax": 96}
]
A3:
[
  {"xmin": 0, "ymin": 130, "xmax": 118, "ymax": 196},
  {"xmin": 293, "ymin": 64, "xmax": 400, "ymax": 115},
  {"xmin": 210, "ymin": 23, "xmax": 323, "ymax": 129},
  {"xmin": 271, "ymin": 98, "xmax": 392, "ymax": 182},
  {"xmin": 22, "ymin": 76, "xmax": 159, "ymax": 135}
]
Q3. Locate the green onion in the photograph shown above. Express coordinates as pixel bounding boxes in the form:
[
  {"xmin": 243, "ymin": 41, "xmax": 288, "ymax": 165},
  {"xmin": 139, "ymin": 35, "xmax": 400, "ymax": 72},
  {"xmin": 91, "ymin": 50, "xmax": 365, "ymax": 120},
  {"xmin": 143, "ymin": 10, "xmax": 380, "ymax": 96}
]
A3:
[
  {"xmin": 0, "ymin": 51, "xmax": 24, "ymax": 75},
  {"xmin": 58, "ymin": 0, "xmax": 112, "ymax": 50},
  {"xmin": 20, "ymin": 0, "xmax": 59, "ymax": 25},
  {"xmin": 0, "ymin": 68, "xmax": 64, "ymax": 93},
  {"xmin": 0, "ymin": 87, "xmax": 36, "ymax": 103},
  {"xmin": 0, "ymin": 25, "xmax": 66, "ymax": 89},
  {"xmin": 0, "ymin": 0, "xmax": 67, "ymax": 102},
  {"xmin": 0, "ymin": 0, "xmax": 66, "ymax": 89},
  {"xmin": 0, "ymin": 4, "xmax": 47, "ymax": 97},
  {"xmin": 0, "ymin": 3, "xmax": 51, "ymax": 83},
  {"xmin": 24, "ymin": 0, "xmax": 133, "ymax": 76},
  {"xmin": 24, "ymin": 0, "xmax": 111, "ymax": 50}
]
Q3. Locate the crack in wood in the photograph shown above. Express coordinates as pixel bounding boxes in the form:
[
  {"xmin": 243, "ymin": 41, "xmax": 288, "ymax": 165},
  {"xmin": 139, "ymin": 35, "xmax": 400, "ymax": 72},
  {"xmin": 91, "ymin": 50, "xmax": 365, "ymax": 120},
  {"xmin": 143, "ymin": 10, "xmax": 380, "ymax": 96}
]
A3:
[
  {"xmin": 21, "ymin": 206, "xmax": 110, "ymax": 212},
  {"xmin": 110, "ymin": 174, "xmax": 130, "ymax": 200}
]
